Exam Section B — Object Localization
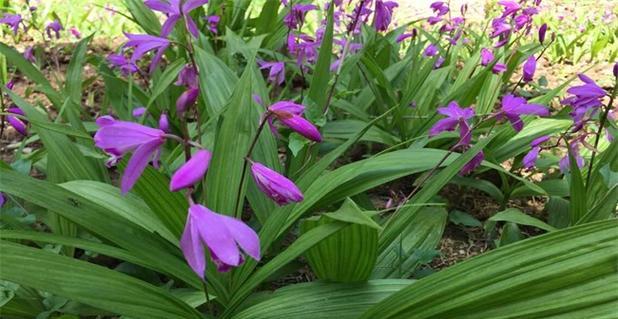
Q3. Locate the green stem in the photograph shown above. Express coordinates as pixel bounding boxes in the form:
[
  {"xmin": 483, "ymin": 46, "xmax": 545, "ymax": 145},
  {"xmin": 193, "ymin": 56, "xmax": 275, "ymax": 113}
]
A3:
[{"xmin": 585, "ymin": 81, "xmax": 617, "ymax": 187}]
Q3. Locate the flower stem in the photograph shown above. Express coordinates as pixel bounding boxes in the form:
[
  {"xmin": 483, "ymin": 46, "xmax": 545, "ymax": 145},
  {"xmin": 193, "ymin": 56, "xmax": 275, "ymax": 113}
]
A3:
[
  {"xmin": 585, "ymin": 80, "xmax": 617, "ymax": 187},
  {"xmin": 233, "ymin": 113, "xmax": 272, "ymax": 217}
]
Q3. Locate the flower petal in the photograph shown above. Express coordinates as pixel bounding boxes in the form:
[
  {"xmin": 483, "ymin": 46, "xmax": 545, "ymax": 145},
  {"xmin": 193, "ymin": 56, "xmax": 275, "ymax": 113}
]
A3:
[
  {"xmin": 180, "ymin": 214, "xmax": 206, "ymax": 278},
  {"xmin": 170, "ymin": 149, "xmax": 212, "ymax": 191},
  {"xmin": 121, "ymin": 140, "xmax": 162, "ymax": 194},
  {"xmin": 192, "ymin": 205, "xmax": 241, "ymax": 268},
  {"xmin": 219, "ymin": 214, "xmax": 261, "ymax": 261}
]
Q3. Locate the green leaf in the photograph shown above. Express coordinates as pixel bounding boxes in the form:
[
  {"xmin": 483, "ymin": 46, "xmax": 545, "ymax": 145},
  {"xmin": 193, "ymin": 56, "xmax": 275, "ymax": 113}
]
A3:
[
  {"xmin": 0, "ymin": 241, "xmax": 202, "ymax": 319},
  {"xmin": 64, "ymin": 35, "xmax": 92, "ymax": 105},
  {"xmin": 490, "ymin": 208, "xmax": 557, "ymax": 232},
  {"xmin": 568, "ymin": 148, "xmax": 587, "ymax": 224},
  {"xmin": 372, "ymin": 207, "xmax": 447, "ymax": 279},
  {"xmin": 194, "ymin": 46, "xmax": 238, "ymax": 116},
  {"xmin": 577, "ymin": 185, "xmax": 618, "ymax": 225},
  {"xmin": 231, "ymin": 280, "xmax": 413, "ymax": 319},
  {"xmin": 123, "ymin": 0, "xmax": 161, "ymax": 35},
  {"xmin": 146, "ymin": 58, "xmax": 186, "ymax": 110},
  {"xmin": 305, "ymin": 3, "xmax": 334, "ymax": 113},
  {"xmin": 449, "ymin": 210, "xmax": 482, "ymax": 227},
  {"xmin": 362, "ymin": 220, "xmax": 618, "ymax": 318}
]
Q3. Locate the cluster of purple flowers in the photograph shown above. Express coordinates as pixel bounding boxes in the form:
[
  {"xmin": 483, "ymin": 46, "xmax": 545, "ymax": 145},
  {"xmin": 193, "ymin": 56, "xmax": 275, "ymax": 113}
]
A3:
[{"xmin": 490, "ymin": 0, "xmax": 541, "ymax": 48}]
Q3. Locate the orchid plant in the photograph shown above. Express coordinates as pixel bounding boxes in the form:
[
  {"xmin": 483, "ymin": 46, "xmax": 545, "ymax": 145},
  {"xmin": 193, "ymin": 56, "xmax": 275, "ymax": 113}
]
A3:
[{"xmin": 0, "ymin": 0, "xmax": 616, "ymax": 318}]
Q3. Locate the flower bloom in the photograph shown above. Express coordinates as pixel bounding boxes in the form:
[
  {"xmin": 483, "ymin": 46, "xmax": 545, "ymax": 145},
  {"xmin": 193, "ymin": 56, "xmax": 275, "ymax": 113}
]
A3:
[
  {"xmin": 46, "ymin": 20, "xmax": 64, "ymax": 39},
  {"xmin": 94, "ymin": 116, "xmax": 166, "ymax": 193},
  {"xmin": 175, "ymin": 64, "xmax": 199, "ymax": 88},
  {"xmin": 6, "ymin": 106, "xmax": 27, "ymax": 136},
  {"xmin": 523, "ymin": 55, "xmax": 536, "ymax": 82},
  {"xmin": 423, "ymin": 44, "xmax": 438, "ymax": 57},
  {"xmin": 145, "ymin": 0, "xmax": 209, "ymax": 37},
  {"xmin": 373, "ymin": 0, "xmax": 398, "ymax": 32},
  {"xmin": 258, "ymin": 61, "xmax": 285, "ymax": 86},
  {"xmin": 434, "ymin": 56, "xmax": 445, "ymax": 69},
  {"xmin": 430, "ymin": 1, "xmax": 449, "ymax": 16},
  {"xmin": 132, "ymin": 107, "xmax": 147, "ymax": 118},
  {"xmin": 429, "ymin": 101, "xmax": 475, "ymax": 146},
  {"xmin": 251, "ymin": 162, "xmax": 304, "ymax": 205},
  {"xmin": 480, "ymin": 48, "xmax": 494, "ymax": 66},
  {"xmin": 559, "ymin": 144, "xmax": 584, "ymax": 173},
  {"xmin": 492, "ymin": 63, "xmax": 507, "ymax": 74},
  {"xmin": 497, "ymin": 94, "xmax": 549, "ymax": 132},
  {"xmin": 170, "ymin": 149, "xmax": 212, "ymax": 191},
  {"xmin": 498, "ymin": 0, "xmax": 520, "ymax": 17},
  {"xmin": 70, "ymin": 27, "xmax": 82, "ymax": 39},
  {"xmin": 0, "ymin": 14, "xmax": 22, "ymax": 34},
  {"xmin": 107, "ymin": 53, "xmax": 139, "ymax": 76},
  {"xmin": 180, "ymin": 204, "xmax": 260, "ymax": 277},
  {"xmin": 205, "ymin": 15, "xmax": 220, "ymax": 34},
  {"xmin": 23, "ymin": 47, "xmax": 35, "ymax": 63},
  {"xmin": 396, "ymin": 30, "xmax": 416, "ymax": 43},
  {"xmin": 522, "ymin": 135, "xmax": 550, "ymax": 169},
  {"xmin": 268, "ymin": 101, "xmax": 321, "ymax": 142},
  {"xmin": 287, "ymin": 33, "xmax": 319, "ymax": 66},
  {"xmin": 284, "ymin": 3, "xmax": 317, "ymax": 29},
  {"xmin": 561, "ymin": 74, "xmax": 607, "ymax": 131},
  {"xmin": 124, "ymin": 33, "xmax": 171, "ymax": 73}
]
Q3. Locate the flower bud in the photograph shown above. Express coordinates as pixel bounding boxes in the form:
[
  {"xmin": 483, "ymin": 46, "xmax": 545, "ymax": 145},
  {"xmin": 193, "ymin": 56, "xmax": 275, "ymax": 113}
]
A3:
[
  {"xmin": 170, "ymin": 149, "xmax": 212, "ymax": 192},
  {"xmin": 159, "ymin": 113, "xmax": 169, "ymax": 132},
  {"xmin": 538, "ymin": 23, "xmax": 547, "ymax": 44},
  {"xmin": 176, "ymin": 88, "xmax": 199, "ymax": 113},
  {"xmin": 251, "ymin": 162, "xmax": 303, "ymax": 205}
]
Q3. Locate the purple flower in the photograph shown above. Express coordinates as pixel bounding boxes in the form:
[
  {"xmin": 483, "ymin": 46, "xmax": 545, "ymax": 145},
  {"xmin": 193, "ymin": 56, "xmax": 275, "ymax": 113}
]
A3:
[
  {"xmin": 205, "ymin": 15, "xmax": 220, "ymax": 34},
  {"xmin": 23, "ymin": 47, "xmax": 35, "ymax": 63},
  {"xmin": 94, "ymin": 116, "xmax": 166, "ymax": 193},
  {"xmin": 107, "ymin": 53, "xmax": 139, "ymax": 76},
  {"xmin": 492, "ymin": 63, "xmax": 507, "ymax": 74},
  {"xmin": 373, "ymin": 0, "xmax": 398, "ymax": 32},
  {"xmin": 132, "ymin": 107, "xmax": 147, "ymax": 118},
  {"xmin": 538, "ymin": 23, "xmax": 547, "ymax": 44},
  {"xmin": 180, "ymin": 204, "xmax": 260, "ymax": 277},
  {"xmin": 434, "ymin": 56, "xmax": 445, "ymax": 69},
  {"xmin": 460, "ymin": 151, "xmax": 484, "ymax": 175},
  {"xmin": 70, "ymin": 27, "xmax": 82, "ymax": 39},
  {"xmin": 429, "ymin": 101, "xmax": 475, "ymax": 146},
  {"xmin": 559, "ymin": 144, "xmax": 584, "ymax": 173},
  {"xmin": 0, "ymin": 14, "xmax": 22, "ymax": 34},
  {"xmin": 613, "ymin": 62, "xmax": 617, "ymax": 78},
  {"xmin": 251, "ymin": 162, "xmax": 304, "ymax": 205},
  {"xmin": 498, "ymin": 0, "xmax": 520, "ymax": 17},
  {"xmin": 428, "ymin": 16, "xmax": 443, "ymax": 25},
  {"xmin": 170, "ymin": 149, "xmax": 212, "ymax": 191},
  {"xmin": 497, "ymin": 94, "xmax": 549, "ymax": 132},
  {"xmin": 175, "ymin": 64, "xmax": 198, "ymax": 89},
  {"xmin": 0, "ymin": 193, "xmax": 5, "ymax": 207},
  {"xmin": 145, "ymin": 0, "xmax": 209, "ymax": 38},
  {"xmin": 176, "ymin": 88, "xmax": 200, "ymax": 113},
  {"xmin": 268, "ymin": 101, "xmax": 322, "ymax": 142},
  {"xmin": 159, "ymin": 113, "xmax": 170, "ymax": 132},
  {"xmin": 396, "ymin": 31, "xmax": 415, "ymax": 43},
  {"xmin": 480, "ymin": 48, "xmax": 494, "ymax": 66},
  {"xmin": 284, "ymin": 4, "xmax": 317, "ymax": 29},
  {"xmin": 522, "ymin": 135, "xmax": 549, "ymax": 169},
  {"xmin": 258, "ymin": 61, "xmax": 285, "ymax": 86},
  {"xmin": 46, "ymin": 20, "xmax": 64, "ymax": 39},
  {"xmin": 523, "ymin": 55, "xmax": 536, "ymax": 82},
  {"xmin": 490, "ymin": 17, "xmax": 511, "ymax": 38},
  {"xmin": 423, "ymin": 44, "xmax": 438, "ymax": 57},
  {"xmin": 7, "ymin": 108, "xmax": 27, "ymax": 135},
  {"xmin": 430, "ymin": 2, "xmax": 449, "ymax": 16},
  {"xmin": 124, "ymin": 33, "xmax": 170, "ymax": 73},
  {"xmin": 287, "ymin": 33, "xmax": 319, "ymax": 66},
  {"xmin": 561, "ymin": 74, "xmax": 606, "ymax": 130}
]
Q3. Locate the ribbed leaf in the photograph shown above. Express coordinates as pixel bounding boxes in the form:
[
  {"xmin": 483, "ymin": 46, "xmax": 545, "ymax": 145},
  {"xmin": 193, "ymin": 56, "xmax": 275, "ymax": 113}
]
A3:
[
  {"xmin": 123, "ymin": 0, "xmax": 161, "ymax": 35},
  {"xmin": 362, "ymin": 220, "xmax": 618, "ymax": 318},
  {"xmin": 489, "ymin": 208, "xmax": 556, "ymax": 232},
  {"xmin": 232, "ymin": 280, "xmax": 413, "ymax": 319},
  {"xmin": 0, "ymin": 241, "xmax": 201, "ymax": 319},
  {"xmin": 306, "ymin": 3, "xmax": 333, "ymax": 113}
]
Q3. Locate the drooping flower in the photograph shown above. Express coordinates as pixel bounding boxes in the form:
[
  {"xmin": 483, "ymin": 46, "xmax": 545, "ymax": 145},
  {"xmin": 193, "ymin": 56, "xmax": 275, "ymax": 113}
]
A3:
[
  {"xmin": 287, "ymin": 33, "xmax": 319, "ymax": 66},
  {"xmin": 522, "ymin": 135, "xmax": 550, "ymax": 169},
  {"xmin": 176, "ymin": 87, "xmax": 200, "ymax": 113},
  {"xmin": 492, "ymin": 63, "xmax": 507, "ymax": 74},
  {"xmin": 538, "ymin": 23, "xmax": 548, "ymax": 44},
  {"xmin": 497, "ymin": 94, "xmax": 549, "ymax": 132},
  {"xmin": 373, "ymin": 0, "xmax": 398, "ymax": 32},
  {"xmin": 396, "ymin": 31, "xmax": 415, "ymax": 43},
  {"xmin": 0, "ymin": 14, "xmax": 22, "ymax": 34},
  {"xmin": 423, "ymin": 44, "xmax": 438, "ymax": 57},
  {"xmin": 268, "ymin": 101, "xmax": 322, "ymax": 142},
  {"xmin": 523, "ymin": 55, "xmax": 536, "ymax": 82},
  {"xmin": 490, "ymin": 17, "xmax": 511, "ymax": 38},
  {"xmin": 107, "ymin": 53, "xmax": 139, "ymax": 76},
  {"xmin": 460, "ymin": 151, "xmax": 484, "ymax": 175},
  {"xmin": 46, "ymin": 20, "xmax": 64, "ymax": 39},
  {"xmin": 170, "ymin": 149, "xmax": 212, "ymax": 191},
  {"xmin": 429, "ymin": 101, "xmax": 475, "ymax": 146},
  {"xmin": 175, "ymin": 64, "xmax": 198, "ymax": 88},
  {"xmin": 6, "ymin": 107, "xmax": 27, "ymax": 136},
  {"xmin": 180, "ymin": 204, "xmax": 260, "ymax": 277},
  {"xmin": 251, "ymin": 162, "xmax": 304, "ymax": 205},
  {"xmin": 124, "ymin": 33, "xmax": 171, "ymax": 73},
  {"xmin": 94, "ymin": 116, "xmax": 166, "ymax": 193},
  {"xmin": 498, "ymin": 0, "xmax": 520, "ymax": 17},
  {"xmin": 480, "ymin": 48, "xmax": 494, "ymax": 66},
  {"xmin": 145, "ymin": 0, "xmax": 209, "ymax": 38},
  {"xmin": 258, "ymin": 61, "xmax": 285, "ymax": 86},
  {"xmin": 430, "ymin": 1, "xmax": 449, "ymax": 16},
  {"xmin": 284, "ymin": 3, "xmax": 317, "ymax": 29}
]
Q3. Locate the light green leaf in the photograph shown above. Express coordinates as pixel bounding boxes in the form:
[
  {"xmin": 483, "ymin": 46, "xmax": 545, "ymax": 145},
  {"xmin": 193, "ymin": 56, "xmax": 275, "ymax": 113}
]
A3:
[{"xmin": 490, "ymin": 208, "xmax": 556, "ymax": 232}]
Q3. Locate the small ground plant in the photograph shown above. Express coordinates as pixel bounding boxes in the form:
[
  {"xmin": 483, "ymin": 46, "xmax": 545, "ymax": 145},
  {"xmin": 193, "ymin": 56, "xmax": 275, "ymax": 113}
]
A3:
[{"xmin": 0, "ymin": 1, "xmax": 616, "ymax": 318}]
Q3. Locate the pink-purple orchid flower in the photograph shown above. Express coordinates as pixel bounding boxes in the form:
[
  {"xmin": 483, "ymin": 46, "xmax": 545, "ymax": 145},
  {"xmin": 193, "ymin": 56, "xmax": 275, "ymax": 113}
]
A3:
[
  {"xmin": 251, "ymin": 162, "xmax": 304, "ymax": 205},
  {"xmin": 145, "ymin": 0, "xmax": 209, "ymax": 38}
]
